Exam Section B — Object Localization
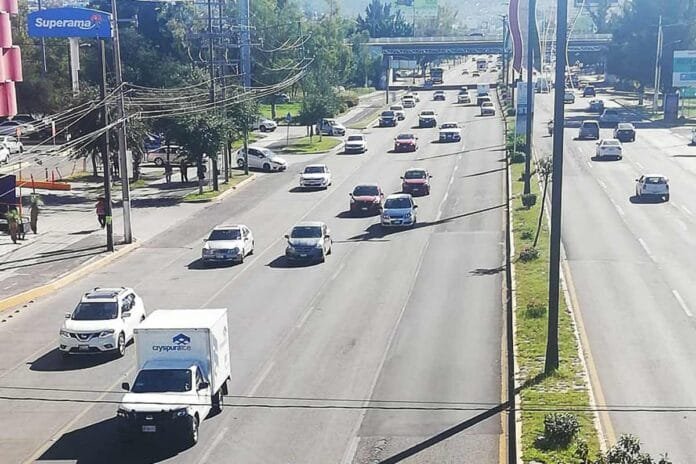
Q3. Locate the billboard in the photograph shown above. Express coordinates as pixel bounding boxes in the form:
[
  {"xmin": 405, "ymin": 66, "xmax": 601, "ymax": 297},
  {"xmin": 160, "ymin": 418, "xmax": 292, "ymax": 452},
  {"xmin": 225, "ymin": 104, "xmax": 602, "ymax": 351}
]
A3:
[
  {"xmin": 392, "ymin": 0, "xmax": 438, "ymax": 20},
  {"xmin": 673, "ymin": 50, "xmax": 696, "ymax": 88},
  {"xmin": 28, "ymin": 7, "xmax": 112, "ymax": 38}
]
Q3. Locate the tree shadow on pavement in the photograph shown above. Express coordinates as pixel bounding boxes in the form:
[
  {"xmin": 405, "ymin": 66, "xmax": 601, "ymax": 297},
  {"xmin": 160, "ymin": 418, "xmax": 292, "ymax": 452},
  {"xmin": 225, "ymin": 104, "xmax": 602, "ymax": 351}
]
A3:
[
  {"xmin": 0, "ymin": 245, "xmax": 104, "ymax": 271},
  {"xmin": 117, "ymin": 197, "xmax": 182, "ymax": 208},
  {"xmin": 415, "ymin": 144, "xmax": 504, "ymax": 161},
  {"xmin": 470, "ymin": 265, "xmax": 505, "ymax": 276},
  {"xmin": 29, "ymin": 348, "xmax": 115, "ymax": 372},
  {"xmin": 460, "ymin": 167, "xmax": 506, "ymax": 178},
  {"xmin": 36, "ymin": 417, "xmax": 184, "ymax": 463}
]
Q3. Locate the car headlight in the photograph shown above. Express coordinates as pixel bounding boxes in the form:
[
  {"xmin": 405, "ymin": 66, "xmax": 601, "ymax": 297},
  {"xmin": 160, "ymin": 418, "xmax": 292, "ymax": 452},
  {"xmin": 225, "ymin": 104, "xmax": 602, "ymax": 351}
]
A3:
[
  {"xmin": 117, "ymin": 407, "xmax": 131, "ymax": 419},
  {"xmin": 350, "ymin": 197, "xmax": 356, "ymax": 203},
  {"xmin": 382, "ymin": 212, "xmax": 390, "ymax": 219},
  {"xmin": 373, "ymin": 198, "xmax": 380, "ymax": 203},
  {"xmin": 203, "ymin": 248, "xmax": 214, "ymax": 255},
  {"xmin": 59, "ymin": 329, "xmax": 71, "ymax": 338},
  {"xmin": 99, "ymin": 329, "xmax": 115, "ymax": 338},
  {"xmin": 230, "ymin": 247, "xmax": 240, "ymax": 254},
  {"xmin": 286, "ymin": 245, "xmax": 296, "ymax": 253},
  {"xmin": 404, "ymin": 212, "xmax": 412, "ymax": 218},
  {"xmin": 171, "ymin": 408, "xmax": 189, "ymax": 418}
]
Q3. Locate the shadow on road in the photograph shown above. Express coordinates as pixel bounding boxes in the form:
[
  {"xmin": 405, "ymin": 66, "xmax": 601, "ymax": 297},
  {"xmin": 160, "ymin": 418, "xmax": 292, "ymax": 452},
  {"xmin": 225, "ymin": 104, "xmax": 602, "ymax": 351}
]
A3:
[
  {"xmin": 0, "ymin": 244, "xmax": 104, "ymax": 271},
  {"xmin": 36, "ymin": 417, "xmax": 186, "ymax": 463},
  {"xmin": 29, "ymin": 348, "xmax": 115, "ymax": 372},
  {"xmin": 266, "ymin": 255, "xmax": 322, "ymax": 268},
  {"xmin": 470, "ymin": 265, "xmax": 505, "ymax": 276},
  {"xmin": 460, "ymin": 167, "xmax": 506, "ymax": 178},
  {"xmin": 629, "ymin": 195, "xmax": 668, "ymax": 204},
  {"xmin": 288, "ymin": 186, "xmax": 325, "ymax": 193}
]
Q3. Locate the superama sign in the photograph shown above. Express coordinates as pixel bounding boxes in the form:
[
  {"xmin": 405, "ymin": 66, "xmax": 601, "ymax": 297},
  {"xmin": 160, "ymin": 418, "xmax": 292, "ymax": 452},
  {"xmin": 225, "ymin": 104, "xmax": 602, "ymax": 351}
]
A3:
[{"xmin": 28, "ymin": 7, "xmax": 112, "ymax": 38}]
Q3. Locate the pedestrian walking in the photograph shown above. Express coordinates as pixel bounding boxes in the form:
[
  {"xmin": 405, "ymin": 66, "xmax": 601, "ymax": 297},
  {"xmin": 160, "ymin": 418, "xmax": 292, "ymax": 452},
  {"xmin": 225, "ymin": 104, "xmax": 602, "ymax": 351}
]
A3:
[
  {"xmin": 180, "ymin": 158, "xmax": 188, "ymax": 183},
  {"xmin": 164, "ymin": 160, "xmax": 173, "ymax": 184},
  {"xmin": 96, "ymin": 197, "xmax": 106, "ymax": 228}
]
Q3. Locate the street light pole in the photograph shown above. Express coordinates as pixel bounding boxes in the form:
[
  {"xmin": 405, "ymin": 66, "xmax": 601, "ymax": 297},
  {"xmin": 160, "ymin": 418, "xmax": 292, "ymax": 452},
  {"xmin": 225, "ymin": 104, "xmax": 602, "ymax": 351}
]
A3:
[
  {"xmin": 111, "ymin": 0, "xmax": 133, "ymax": 244},
  {"xmin": 653, "ymin": 15, "xmax": 663, "ymax": 112},
  {"xmin": 545, "ymin": 0, "xmax": 569, "ymax": 374},
  {"xmin": 98, "ymin": 39, "xmax": 114, "ymax": 252},
  {"xmin": 501, "ymin": 14, "xmax": 509, "ymax": 94},
  {"xmin": 524, "ymin": 0, "xmax": 537, "ymax": 195}
]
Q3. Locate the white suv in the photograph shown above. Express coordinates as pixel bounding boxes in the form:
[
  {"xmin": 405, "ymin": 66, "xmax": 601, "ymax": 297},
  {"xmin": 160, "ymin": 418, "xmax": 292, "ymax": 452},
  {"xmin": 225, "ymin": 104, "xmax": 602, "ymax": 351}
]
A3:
[
  {"xmin": 635, "ymin": 174, "xmax": 670, "ymax": 202},
  {"xmin": 59, "ymin": 287, "xmax": 146, "ymax": 357},
  {"xmin": 300, "ymin": 164, "xmax": 332, "ymax": 189}
]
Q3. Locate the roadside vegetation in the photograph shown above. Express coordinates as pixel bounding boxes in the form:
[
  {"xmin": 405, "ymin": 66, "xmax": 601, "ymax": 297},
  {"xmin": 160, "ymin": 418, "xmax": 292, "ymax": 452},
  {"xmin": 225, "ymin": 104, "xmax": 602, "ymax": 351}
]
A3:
[
  {"xmin": 282, "ymin": 136, "xmax": 342, "ymax": 154},
  {"xmin": 183, "ymin": 173, "xmax": 252, "ymax": 202}
]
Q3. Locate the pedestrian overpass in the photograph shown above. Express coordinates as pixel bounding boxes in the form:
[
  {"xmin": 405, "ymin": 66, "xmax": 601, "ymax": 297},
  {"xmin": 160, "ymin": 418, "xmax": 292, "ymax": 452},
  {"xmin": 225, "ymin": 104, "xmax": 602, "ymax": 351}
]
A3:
[{"xmin": 367, "ymin": 34, "xmax": 612, "ymax": 57}]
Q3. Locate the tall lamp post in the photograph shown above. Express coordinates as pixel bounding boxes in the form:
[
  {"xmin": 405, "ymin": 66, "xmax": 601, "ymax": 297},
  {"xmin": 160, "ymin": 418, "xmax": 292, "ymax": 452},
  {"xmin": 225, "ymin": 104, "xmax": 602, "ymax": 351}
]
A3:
[{"xmin": 523, "ymin": 0, "xmax": 536, "ymax": 195}]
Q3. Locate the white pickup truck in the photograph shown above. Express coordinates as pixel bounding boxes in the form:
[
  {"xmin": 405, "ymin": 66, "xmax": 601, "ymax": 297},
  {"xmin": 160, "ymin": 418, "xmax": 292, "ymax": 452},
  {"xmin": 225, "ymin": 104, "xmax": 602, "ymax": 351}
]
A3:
[{"xmin": 117, "ymin": 309, "xmax": 231, "ymax": 447}]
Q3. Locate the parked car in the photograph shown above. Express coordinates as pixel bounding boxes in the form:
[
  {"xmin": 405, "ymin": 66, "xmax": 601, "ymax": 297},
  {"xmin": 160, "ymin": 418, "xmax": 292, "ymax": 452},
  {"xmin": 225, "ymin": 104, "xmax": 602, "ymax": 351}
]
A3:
[
  {"xmin": 480, "ymin": 101, "xmax": 496, "ymax": 116},
  {"xmin": 379, "ymin": 110, "xmax": 398, "ymax": 127},
  {"xmin": 401, "ymin": 168, "xmax": 432, "ymax": 196},
  {"xmin": 389, "ymin": 104, "xmax": 406, "ymax": 120},
  {"xmin": 394, "ymin": 133, "xmax": 418, "ymax": 152},
  {"xmin": 595, "ymin": 139, "xmax": 623, "ymax": 160},
  {"xmin": 316, "ymin": 118, "xmax": 346, "ymax": 136},
  {"xmin": 589, "ymin": 99, "xmax": 605, "ymax": 113},
  {"xmin": 439, "ymin": 128, "xmax": 462, "ymax": 143},
  {"xmin": 299, "ymin": 164, "xmax": 332, "ymax": 189},
  {"xmin": 344, "ymin": 134, "xmax": 367, "ymax": 153},
  {"xmin": 433, "ymin": 90, "xmax": 446, "ymax": 101},
  {"xmin": 599, "ymin": 108, "xmax": 621, "ymax": 126},
  {"xmin": 284, "ymin": 222, "xmax": 332, "ymax": 263},
  {"xmin": 582, "ymin": 85, "xmax": 596, "ymax": 97},
  {"xmin": 381, "ymin": 193, "xmax": 418, "ymax": 228},
  {"xmin": 0, "ymin": 120, "xmax": 37, "ymax": 136},
  {"xmin": 0, "ymin": 144, "xmax": 10, "ymax": 164},
  {"xmin": 418, "ymin": 110, "xmax": 437, "ymax": 128},
  {"xmin": 250, "ymin": 117, "xmax": 278, "ymax": 132},
  {"xmin": 0, "ymin": 135, "xmax": 23, "ymax": 153},
  {"xmin": 563, "ymin": 91, "xmax": 576, "ymax": 104},
  {"xmin": 201, "ymin": 224, "xmax": 254, "ymax": 265},
  {"xmin": 236, "ymin": 146, "xmax": 287, "ymax": 172},
  {"xmin": 613, "ymin": 123, "xmax": 636, "ymax": 142},
  {"xmin": 59, "ymin": 287, "xmax": 146, "ymax": 357},
  {"xmin": 635, "ymin": 174, "xmax": 669, "ymax": 201},
  {"xmin": 145, "ymin": 145, "xmax": 187, "ymax": 166},
  {"xmin": 578, "ymin": 120, "xmax": 600, "ymax": 140},
  {"xmin": 457, "ymin": 90, "xmax": 471, "ymax": 104},
  {"xmin": 349, "ymin": 184, "xmax": 384, "ymax": 215}
]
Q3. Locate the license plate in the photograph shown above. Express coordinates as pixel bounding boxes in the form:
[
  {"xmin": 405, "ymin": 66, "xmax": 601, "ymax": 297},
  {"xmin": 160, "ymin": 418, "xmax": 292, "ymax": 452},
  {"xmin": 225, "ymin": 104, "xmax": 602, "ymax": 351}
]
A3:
[
  {"xmin": 216, "ymin": 254, "xmax": 226, "ymax": 258},
  {"xmin": 300, "ymin": 254, "xmax": 307, "ymax": 257},
  {"xmin": 78, "ymin": 345, "xmax": 89, "ymax": 351},
  {"xmin": 361, "ymin": 207, "xmax": 368, "ymax": 211},
  {"xmin": 142, "ymin": 425, "xmax": 156, "ymax": 433}
]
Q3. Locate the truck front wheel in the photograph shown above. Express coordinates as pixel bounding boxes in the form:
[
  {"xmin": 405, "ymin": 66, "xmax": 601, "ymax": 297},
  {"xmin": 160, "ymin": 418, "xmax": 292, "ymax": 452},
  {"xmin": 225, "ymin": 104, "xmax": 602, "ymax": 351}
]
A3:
[
  {"xmin": 212, "ymin": 389, "xmax": 224, "ymax": 413},
  {"xmin": 187, "ymin": 415, "xmax": 199, "ymax": 447}
]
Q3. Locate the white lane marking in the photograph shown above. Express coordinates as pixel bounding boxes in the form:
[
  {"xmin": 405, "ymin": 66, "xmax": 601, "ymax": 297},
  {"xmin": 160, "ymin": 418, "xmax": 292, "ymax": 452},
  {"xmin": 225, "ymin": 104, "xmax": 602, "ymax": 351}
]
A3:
[
  {"xmin": 609, "ymin": 198, "xmax": 625, "ymax": 217},
  {"xmin": 681, "ymin": 205, "xmax": 693, "ymax": 217},
  {"xmin": 436, "ymin": 159, "xmax": 459, "ymax": 221},
  {"xmin": 587, "ymin": 161, "xmax": 593, "ymax": 169},
  {"xmin": 248, "ymin": 360, "xmax": 275, "ymax": 396},
  {"xmin": 295, "ymin": 307, "xmax": 313, "ymax": 329},
  {"xmin": 638, "ymin": 238, "xmax": 653, "ymax": 260},
  {"xmin": 341, "ymin": 436, "xmax": 360, "ymax": 464},
  {"xmin": 196, "ymin": 427, "xmax": 229, "ymax": 464},
  {"xmin": 673, "ymin": 290, "xmax": 693, "ymax": 317},
  {"xmin": 635, "ymin": 161, "xmax": 645, "ymax": 170},
  {"xmin": 597, "ymin": 179, "xmax": 608, "ymax": 189}
]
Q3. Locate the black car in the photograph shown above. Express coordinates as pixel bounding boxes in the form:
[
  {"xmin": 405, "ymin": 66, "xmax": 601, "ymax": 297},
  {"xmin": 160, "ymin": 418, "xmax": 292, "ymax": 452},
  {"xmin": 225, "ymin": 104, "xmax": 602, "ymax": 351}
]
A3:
[
  {"xmin": 582, "ymin": 86, "xmax": 596, "ymax": 97},
  {"xmin": 433, "ymin": 91, "xmax": 446, "ymax": 101},
  {"xmin": 379, "ymin": 111, "xmax": 397, "ymax": 127},
  {"xmin": 613, "ymin": 123, "xmax": 636, "ymax": 142}
]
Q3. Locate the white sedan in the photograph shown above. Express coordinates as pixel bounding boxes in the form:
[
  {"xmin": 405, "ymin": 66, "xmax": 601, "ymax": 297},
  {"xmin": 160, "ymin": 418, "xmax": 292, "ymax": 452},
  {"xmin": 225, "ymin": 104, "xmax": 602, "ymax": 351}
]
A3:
[
  {"xmin": 344, "ymin": 134, "xmax": 367, "ymax": 153},
  {"xmin": 299, "ymin": 164, "xmax": 332, "ymax": 189},
  {"xmin": 595, "ymin": 139, "xmax": 623, "ymax": 159},
  {"xmin": 236, "ymin": 146, "xmax": 287, "ymax": 172},
  {"xmin": 0, "ymin": 136, "xmax": 23, "ymax": 153},
  {"xmin": 0, "ymin": 145, "xmax": 9, "ymax": 164},
  {"xmin": 635, "ymin": 174, "xmax": 669, "ymax": 201},
  {"xmin": 201, "ymin": 224, "xmax": 254, "ymax": 265}
]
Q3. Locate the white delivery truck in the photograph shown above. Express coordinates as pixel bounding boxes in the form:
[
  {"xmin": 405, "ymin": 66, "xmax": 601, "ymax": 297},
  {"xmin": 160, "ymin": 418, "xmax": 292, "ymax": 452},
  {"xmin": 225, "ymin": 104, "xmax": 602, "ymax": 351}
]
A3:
[{"xmin": 117, "ymin": 309, "xmax": 231, "ymax": 447}]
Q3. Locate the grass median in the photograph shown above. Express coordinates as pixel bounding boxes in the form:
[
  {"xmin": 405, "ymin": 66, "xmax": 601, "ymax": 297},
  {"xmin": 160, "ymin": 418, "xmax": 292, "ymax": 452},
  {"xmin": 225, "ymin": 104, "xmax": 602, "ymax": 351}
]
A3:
[
  {"xmin": 183, "ymin": 173, "xmax": 252, "ymax": 202},
  {"xmin": 510, "ymin": 160, "xmax": 600, "ymax": 462},
  {"xmin": 281, "ymin": 136, "xmax": 342, "ymax": 154}
]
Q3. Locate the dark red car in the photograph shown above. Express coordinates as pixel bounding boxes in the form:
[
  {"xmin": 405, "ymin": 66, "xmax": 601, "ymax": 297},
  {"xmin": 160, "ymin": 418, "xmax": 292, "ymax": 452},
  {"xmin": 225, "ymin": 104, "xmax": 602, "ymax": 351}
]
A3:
[
  {"xmin": 349, "ymin": 184, "xmax": 384, "ymax": 215},
  {"xmin": 394, "ymin": 133, "xmax": 418, "ymax": 152},
  {"xmin": 401, "ymin": 168, "xmax": 431, "ymax": 196}
]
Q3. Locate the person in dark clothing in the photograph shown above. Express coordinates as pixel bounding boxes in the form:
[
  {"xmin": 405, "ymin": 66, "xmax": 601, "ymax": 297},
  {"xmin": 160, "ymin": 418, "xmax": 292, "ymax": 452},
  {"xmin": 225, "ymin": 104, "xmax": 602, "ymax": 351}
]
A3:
[
  {"xmin": 96, "ymin": 197, "xmax": 106, "ymax": 228},
  {"xmin": 164, "ymin": 160, "xmax": 173, "ymax": 183},
  {"xmin": 180, "ymin": 159, "xmax": 189, "ymax": 183}
]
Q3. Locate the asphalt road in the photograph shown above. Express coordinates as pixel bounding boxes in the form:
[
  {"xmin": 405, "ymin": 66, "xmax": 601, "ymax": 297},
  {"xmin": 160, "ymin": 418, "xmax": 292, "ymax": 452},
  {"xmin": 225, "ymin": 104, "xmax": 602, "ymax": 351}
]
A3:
[
  {"xmin": 0, "ymin": 63, "xmax": 507, "ymax": 464},
  {"xmin": 534, "ymin": 89, "xmax": 696, "ymax": 461}
]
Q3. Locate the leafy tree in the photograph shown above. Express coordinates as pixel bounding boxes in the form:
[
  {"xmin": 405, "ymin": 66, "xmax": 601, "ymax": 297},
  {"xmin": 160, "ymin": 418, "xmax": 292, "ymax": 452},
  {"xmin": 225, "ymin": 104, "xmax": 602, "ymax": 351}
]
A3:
[
  {"xmin": 356, "ymin": 0, "xmax": 414, "ymax": 38},
  {"xmin": 585, "ymin": 0, "xmax": 616, "ymax": 34},
  {"xmin": 298, "ymin": 78, "xmax": 342, "ymax": 138}
]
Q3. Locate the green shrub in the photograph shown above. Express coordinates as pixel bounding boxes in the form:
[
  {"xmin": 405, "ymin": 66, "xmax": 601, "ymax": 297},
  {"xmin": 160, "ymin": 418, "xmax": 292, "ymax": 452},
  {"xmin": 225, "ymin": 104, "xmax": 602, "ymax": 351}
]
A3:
[
  {"xmin": 543, "ymin": 412, "xmax": 580, "ymax": 447},
  {"xmin": 341, "ymin": 92, "xmax": 359, "ymax": 108},
  {"xmin": 524, "ymin": 301, "xmax": 547, "ymax": 319},
  {"xmin": 520, "ymin": 229, "xmax": 534, "ymax": 240},
  {"xmin": 521, "ymin": 193, "xmax": 537, "ymax": 208},
  {"xmin": 510, "ymin": 151, "xmax": 526, "ymax": 164},
  {"xmin": 506, "ymin": 133, "xmax": 527, "ymax": 154},
  {"xmin": 518, "ymin": 246, "xmax": 539, "ymax": 262}
]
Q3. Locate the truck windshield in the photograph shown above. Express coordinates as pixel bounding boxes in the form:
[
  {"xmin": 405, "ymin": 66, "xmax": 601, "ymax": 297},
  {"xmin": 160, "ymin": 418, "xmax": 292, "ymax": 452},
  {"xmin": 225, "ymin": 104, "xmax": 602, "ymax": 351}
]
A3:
[
  {"xmin": 72, "ymin": 302, "xmax": 118, "ymax": 320},
  {"xmin": 132, "ymin": 369, "xmax": 192, "ymax": 393}
]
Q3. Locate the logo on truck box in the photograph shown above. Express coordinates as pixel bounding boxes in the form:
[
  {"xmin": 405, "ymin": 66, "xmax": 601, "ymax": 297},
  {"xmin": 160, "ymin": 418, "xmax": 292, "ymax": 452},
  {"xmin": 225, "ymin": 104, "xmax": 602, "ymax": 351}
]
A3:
[{"xmin": 152, "ymin": 333, "xmax": 192, "ymax": 352}]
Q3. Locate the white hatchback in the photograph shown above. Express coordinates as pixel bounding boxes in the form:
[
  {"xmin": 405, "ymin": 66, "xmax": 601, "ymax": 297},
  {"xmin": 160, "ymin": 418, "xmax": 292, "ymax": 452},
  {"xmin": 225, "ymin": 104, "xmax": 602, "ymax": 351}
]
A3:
[
  {"xmin": 59, "ymin": 287, "xmax": 146, "ymax": 357},
  {"xmin": 595, "ymin": 139, "xmax": 623, "ymax": 159},
  {"xmin": 237, "ymin": 146, "xmax": 287, "ymax": 172},
  {"xmin": 0, "ymin": 135, "xmax": 23, "ymax": 153},
  {"xmin": 635, "ymin": 174, "xmax": 669, "ymax": 201}
]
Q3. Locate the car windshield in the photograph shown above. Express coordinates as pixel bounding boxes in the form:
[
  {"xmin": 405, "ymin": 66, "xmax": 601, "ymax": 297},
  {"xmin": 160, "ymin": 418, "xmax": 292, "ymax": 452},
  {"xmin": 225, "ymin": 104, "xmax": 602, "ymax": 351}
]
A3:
[
  {"xmin": 382, "ymin": 111, "xmax": 394, "ymax": 117},
  {"xmin": 441, "ymin": 123, "xmax": 457, "ymax": 128},
  {"xmin": 603, "ymin": 140, "xmax": 620, "ymax": 146},
  {"xmin": 405, "ymin": 170, "xmax": 426, "ymax": 179},
  {"xmin": 291, "ymin": 226, "xmax": 322, "ymax": 238},
  {"xmin": 645, "ymin": 177, "xmax": 666, "ymax": 184},
  {"xmin": 421, "ymin": 111, "xmax": 435, "ymax": 116},
  {"xmin": 390, "ymin": 106, "xmax": 402, "ymax": 111},
  {"xmin": 384, "ymin": 198, "xmax": 413, "ymax": 209},
  {"xmin": 397, "ymin": 134, "xmax": 414, "ymax": 140},
  {"xmin": 209, "ymin": 229, "xmax": 241, "ymax": 241},
  {"xmin": 132, "ymin": 369, "xmax": 192, "ymax": 393},
  {"xmin": 304, "ymin": 166, "xmax": 326, "ymax": 174},
  {"xmin": 347, "ymin": 135, "xmax": 363, "ymax": 141},
  {"xmin": 483, "ymin": 103, "xmax": 493, "ymax": 107},
  {"xmin": 71, "ymin": 301, "xmax": 119, "ymax": 320},
  {"xmin": 353, "ymin": 186, "xmax": 379, "ymax": 196}
]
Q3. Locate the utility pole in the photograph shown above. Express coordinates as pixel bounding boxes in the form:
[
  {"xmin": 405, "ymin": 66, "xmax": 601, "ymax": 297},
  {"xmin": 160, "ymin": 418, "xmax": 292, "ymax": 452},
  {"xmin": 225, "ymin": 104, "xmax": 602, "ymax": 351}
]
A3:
[
  {"xmin": 37, "ymin": 0, "xmax": 47, "ymax": 74},
  {"xmin": 524, "ymin": 0, "xmax": 536, "ymax": 195},
  {"xmin": 545, "ymin": 0, "xmax": 569, "ymax": 375},
  {"xmin": 240, "ymin": 0, "xmax": 251, "ymax": 175},
  {"xmin": 98, "ymin": 39, "xmax": 114, "ymax": 252},
  {"xmin": 111, "ymin": 0, "xmax": 133, "ymax": 244},
  {"xmin": 207, "ymin": 0, "xmax": 219, "ymax": 191},
  {"xmin": 653, "ymin": 16, "xmax": 663, "ymax": 112},
  {"xmin": 501, "ymin": 14, "xmax": 509, "ymax": 95},
  {"xmin": 219, "ymin": 0, "xmax": 229, "ymax": 184}
]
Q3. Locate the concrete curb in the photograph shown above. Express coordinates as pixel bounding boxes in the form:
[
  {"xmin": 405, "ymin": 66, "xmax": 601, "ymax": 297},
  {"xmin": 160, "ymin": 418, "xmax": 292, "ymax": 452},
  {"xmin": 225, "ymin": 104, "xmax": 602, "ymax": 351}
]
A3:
[
  {"xmin": 0, "ymin": 240, "xmax": 141, "ymax": 314},
  {"xmin": 182, "ymin": 173, "xmax": 257, "ymax": 203}
]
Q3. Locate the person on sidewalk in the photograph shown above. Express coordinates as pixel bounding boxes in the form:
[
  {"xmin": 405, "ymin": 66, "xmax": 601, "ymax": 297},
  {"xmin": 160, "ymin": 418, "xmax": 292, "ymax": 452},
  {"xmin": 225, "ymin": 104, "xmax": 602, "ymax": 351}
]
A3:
[
  {"xmin": 164, "ymin": 160, "xmax": 173, "ymax": 184},
  {"xmin": 95, "ymin": 197, "xmax": 106, "ymax": 229},
  {"xmin": 180, "ymin": 159, "xmax": 189, "ymax": 183}
]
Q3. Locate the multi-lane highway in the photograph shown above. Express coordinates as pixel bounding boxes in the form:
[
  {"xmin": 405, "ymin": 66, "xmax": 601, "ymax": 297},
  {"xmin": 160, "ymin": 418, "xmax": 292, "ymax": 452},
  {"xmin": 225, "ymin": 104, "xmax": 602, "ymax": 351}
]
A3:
[
  {"xmin": 535, "ymin": 90, "xmax": 696, "ymax": 461},
  {"xmin": 0, "ymin": 64, "xmax": 508, "ymax": 463}
]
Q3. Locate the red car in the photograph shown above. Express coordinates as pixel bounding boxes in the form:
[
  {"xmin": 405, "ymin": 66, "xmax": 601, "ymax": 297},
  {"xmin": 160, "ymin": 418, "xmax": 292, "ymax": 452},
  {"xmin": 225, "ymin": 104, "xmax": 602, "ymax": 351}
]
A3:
[
  {"xmin": 394, "ymin": 133, "xmax": 418, "ymax": 152},
  {"xmin": 401, "ymin": 168, "xmax": 431, "ymax": 196},
  {"xmin": 349, "ymin": 184, "xmax": 384, "ymax": 215}
]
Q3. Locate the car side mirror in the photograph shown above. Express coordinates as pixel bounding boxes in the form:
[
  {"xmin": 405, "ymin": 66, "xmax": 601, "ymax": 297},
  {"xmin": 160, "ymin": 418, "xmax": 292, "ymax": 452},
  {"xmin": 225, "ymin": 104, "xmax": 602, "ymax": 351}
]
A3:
[
  {"xmin": 400, "ymin": 176, "xmax": 404, "ymax": 179},
  {"xmin": 349, "ymin": 193, "xmax": 353, "ymax": 197},
  {"xmin": 325, "ymin": 234, "xmax": 331, "ymax": 239},
  {"xmin": 121, "ymin": 382, "xmax": 130, "ymax": 391},
  {"xmin": 198, "ymin": 381, "xmax": 209, "ymax": 390},
  {"xmin": 635, "ymin": 178, "xmax": 639, "ymax": 182},
  {"xmin": 64, "ymin": 313, "xmax": 71, "ymax": 319},
  {"xmin": 414, "ymin": 205, "xmax": 419, "ymax": 209},
  {"xmin": 284, "ymin": 234, "xmax": 289, "ymax": 239},
  {"xmin": 203, "ymin": 238, "xmax": 208, "ymax": 242}
]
